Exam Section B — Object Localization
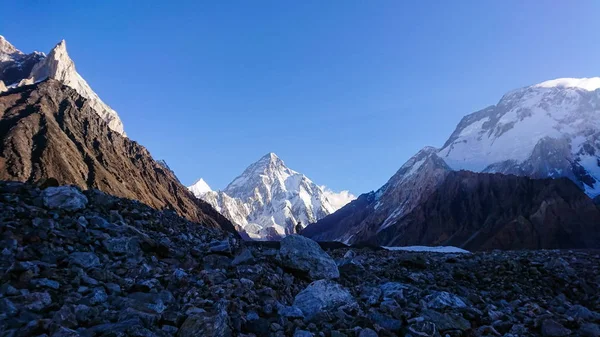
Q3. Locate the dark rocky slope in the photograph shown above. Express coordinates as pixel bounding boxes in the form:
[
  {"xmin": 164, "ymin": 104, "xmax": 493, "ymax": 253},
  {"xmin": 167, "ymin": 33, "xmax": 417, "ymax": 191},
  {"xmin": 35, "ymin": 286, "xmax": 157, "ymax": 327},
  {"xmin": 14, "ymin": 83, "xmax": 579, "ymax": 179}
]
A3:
[
  {"xmin": 305, "ymin": 171, "xmax": 600, "ymax": 251},
  {"xmin": 1, "ymin": 180, "xmax": 599, "ymax": 337},
  {"xmin": 0, "ymin": 80, "xmax": 236, "ymax": 234}
]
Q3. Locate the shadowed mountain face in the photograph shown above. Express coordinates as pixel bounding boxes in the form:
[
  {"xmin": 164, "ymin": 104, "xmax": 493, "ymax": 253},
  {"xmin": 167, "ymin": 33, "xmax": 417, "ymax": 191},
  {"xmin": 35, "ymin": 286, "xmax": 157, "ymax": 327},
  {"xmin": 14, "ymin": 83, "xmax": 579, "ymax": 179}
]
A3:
[
  {"xmin": 364, "ymin": 171, "xmax": 600, "ymax": 250},
  {"xmin": 304, "ymin": 169, "xmax": 600, "ymax": 250},
  {"xmin": 0, "ymin": 80, "xmax": 237, "ymax": 234}
]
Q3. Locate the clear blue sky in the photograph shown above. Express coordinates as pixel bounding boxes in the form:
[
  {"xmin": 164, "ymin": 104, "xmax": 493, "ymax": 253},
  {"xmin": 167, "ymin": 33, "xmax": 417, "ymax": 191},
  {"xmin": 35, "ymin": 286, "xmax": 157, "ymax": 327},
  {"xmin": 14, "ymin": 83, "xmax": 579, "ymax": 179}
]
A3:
[{"xmin": 2, "ymin": 1, "xmax": 600, "ymax": 195}]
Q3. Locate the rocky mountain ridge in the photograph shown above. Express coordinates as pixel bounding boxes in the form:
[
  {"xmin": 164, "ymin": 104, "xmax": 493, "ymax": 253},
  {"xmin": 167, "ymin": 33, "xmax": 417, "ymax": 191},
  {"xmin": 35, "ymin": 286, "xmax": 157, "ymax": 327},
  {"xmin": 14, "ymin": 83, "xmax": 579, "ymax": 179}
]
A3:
[
  {"xmin": 0, "ymin": 79, "xmax": 236, "ymax": 234},
  {"xmin": 0, "ymin": 36, "xmax": 125, "ymax": 135}
]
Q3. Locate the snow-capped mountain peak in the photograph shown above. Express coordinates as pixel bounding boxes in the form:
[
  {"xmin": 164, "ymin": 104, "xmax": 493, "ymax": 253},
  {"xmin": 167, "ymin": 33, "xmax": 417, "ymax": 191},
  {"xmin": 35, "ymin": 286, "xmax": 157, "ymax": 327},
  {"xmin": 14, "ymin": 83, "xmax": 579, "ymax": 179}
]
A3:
[
  {"xmin": 189, "ymin": 178, "xmax": 212, "ymax": 196},
  {"xmin": 534, "ymin": 77, "xmax": 600, "ymax": 91},
  {"xmin": 439, "ymin": 76, "xmax": 600, "ymax": 196},
  {"xmin": 0, "ymin": 37, "xmax": 126, "ymax": 136},
  {"xmin": 0, "ymin": 35, "xmax": 21, "ymax": 56},
  {"xmin": 189, "ymin": 153, "xmax": 355, "ymax": 239}
]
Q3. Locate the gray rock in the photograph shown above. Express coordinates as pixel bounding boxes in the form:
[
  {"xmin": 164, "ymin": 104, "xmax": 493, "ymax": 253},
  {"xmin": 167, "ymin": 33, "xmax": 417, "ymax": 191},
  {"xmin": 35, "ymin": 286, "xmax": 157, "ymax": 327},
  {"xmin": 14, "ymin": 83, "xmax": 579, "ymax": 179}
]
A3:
[
  {"xmin": 69, "ymin": 252, "xmax": 100, "ymax": 269},
  {"xmin": 380, "ymin": 282, "xmax": 412, "ymax": 301},
  {"xmin": 52, "ymin": 305, "xmax": 77, "ymax": 328},
  {"xmin": 178, "ymin": 311, "xmax": 231, "ymax": 337},
  {"xmin": 541, "ymin": 319, "xmax": 571, "ymax": 337},
  {"xmin": 566, "ymin": 304, "xmax": 600, "ymax": 320},
  {"xmin": 88, "ymin": 287, "xmax": 108, "ymax": 305},
  {"xmin": 424, "ymin": 291, "xmax": 467, "ymax": 309},
  {"xmin": 0, "ymin": 298, "xmax": 17, "ymax": 316},
  {"xmin": 13, "ymin": 291, "xmax": 52, "ymax": 312},
  {"xmin": 42, "ymin": 186, "xmax": 88, "ymax": 211},
  {"xmin": 279, "ymin": 235, "xmax": 339, "ymax": 280},
  {"xmin": 580, "ymin": 323, "xmax": 600, "ymax": 337},
  {"xmin": 231, "ymin": 249, "xmax": 254, "ymax": 266},
  {"xmin": 51, "ymin": 327, "xmax": 80, "ymax": 337},
  {"xmin": 31, "ymin": 278, "xmax": 60, "ymax": 290},
  {"xmin": 422, "ymin": 309, "xmax": 471, "ymax": 332},
  {"xmin": 278, "ymin": 305, "xmax": 305, "ymax": 319},
  {"xmin": 360, "ymin": 286, "xmax": 382, "ymax": 306},
  {"xmin": 408, "ymin": 321, "xmax": 437, "ymax": 337},
  {"xmin": 209, "ymin": 239, "xmax": 232, "ymax": 255},
  {"xmin": 370, "ymin": 311, "xmax": 402, "ymax": 331},
  {"xmin": 294, "ymin": 330, "xmax": 314, "ymax": 337},
  {"xmin": 103, "ymin": 237, "xmax": 140, "ymax": 256},
  {"xmin": 358, "ymin": 328, "xmax": 378, "ymax": 337},
  {"xmin": 293, "ymin": 279, "xmax": 356, "ymax": 320}
]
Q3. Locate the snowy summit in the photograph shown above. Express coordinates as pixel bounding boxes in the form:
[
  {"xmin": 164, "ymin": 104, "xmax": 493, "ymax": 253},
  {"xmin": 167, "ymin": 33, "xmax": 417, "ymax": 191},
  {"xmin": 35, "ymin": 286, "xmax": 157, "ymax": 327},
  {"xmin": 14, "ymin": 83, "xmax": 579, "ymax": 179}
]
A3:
[
  {"xmin": 189, "ymin": 178, "xmax": 212, "ymax": 196},
  {"xmin": 188, "ymin": 152, "xmax": 355, "ymax": 240},
  {"xmin": 534, "ymin": 77, "xmax": 600, "ymax": 91}
]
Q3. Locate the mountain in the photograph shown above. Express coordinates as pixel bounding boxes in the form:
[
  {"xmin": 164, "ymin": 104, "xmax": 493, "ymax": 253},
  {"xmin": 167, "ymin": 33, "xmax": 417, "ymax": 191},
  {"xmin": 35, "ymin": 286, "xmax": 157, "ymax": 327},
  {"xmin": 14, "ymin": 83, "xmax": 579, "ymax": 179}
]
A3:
[
  {"xmin": 189, "ymin": 178, "xmax": 212, "ymax": 196},
  {"xmin": 304, "ymin": 78, "xmax": 600, "ymax": 250},
  {"xmin": 0, "ymin": 79, "xmax": 237, "ymax": 235},
  {"xmin": 0, "ymin": 36, "xmax": 125, "ymax": 135},
  {"xmin": 189, "ymin": 153, "xmax": 355, "ymax": 240},
  {"xmin": 439, "ymin": 77, "xmax": 600, "ymax": 196}
]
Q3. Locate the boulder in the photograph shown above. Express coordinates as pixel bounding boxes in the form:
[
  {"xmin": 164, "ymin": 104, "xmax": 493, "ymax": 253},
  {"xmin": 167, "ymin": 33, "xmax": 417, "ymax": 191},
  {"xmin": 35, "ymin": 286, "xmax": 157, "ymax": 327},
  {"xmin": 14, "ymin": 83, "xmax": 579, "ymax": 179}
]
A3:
[
  {"xmin": 424, "ymin": 291, "xmax": 467, "ymax": 309},
  {"xmin": 69, "ymin": 252, "xmax": 100, "ymax": 269},
  {"xmin": 293, "ymin": 280, "xmax": 356, "ymax": 320},
  {"xmin": 42, "ymin": 186, "xmax": 88, "ymax": 211},
  {"xmin": 541, "ymin": 319, "xmax": 571, "ymax": 337},
  {"xmin": 178, "ymin": 311, "xmax": 231, "ymax": 337},
  {"xmin": 279, "ymin": 235, "xmax": 339, "ymax": 280}
]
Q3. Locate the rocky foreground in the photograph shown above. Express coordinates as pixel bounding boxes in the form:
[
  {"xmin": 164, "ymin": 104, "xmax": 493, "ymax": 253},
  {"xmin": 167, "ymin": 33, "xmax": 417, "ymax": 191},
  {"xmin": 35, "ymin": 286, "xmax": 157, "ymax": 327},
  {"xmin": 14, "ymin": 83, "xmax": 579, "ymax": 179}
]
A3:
[{"xmin": 1, "ymin": 181, "xmax": 599, "ymax": 337}]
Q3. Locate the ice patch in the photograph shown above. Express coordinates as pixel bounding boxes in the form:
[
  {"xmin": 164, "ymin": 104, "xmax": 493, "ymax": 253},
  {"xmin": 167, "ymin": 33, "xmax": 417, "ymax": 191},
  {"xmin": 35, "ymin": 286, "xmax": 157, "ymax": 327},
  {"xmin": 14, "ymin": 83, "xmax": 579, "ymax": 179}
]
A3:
[{"xmin": 383, "ymin": 246, "xmax": 470, "ymax": 253}]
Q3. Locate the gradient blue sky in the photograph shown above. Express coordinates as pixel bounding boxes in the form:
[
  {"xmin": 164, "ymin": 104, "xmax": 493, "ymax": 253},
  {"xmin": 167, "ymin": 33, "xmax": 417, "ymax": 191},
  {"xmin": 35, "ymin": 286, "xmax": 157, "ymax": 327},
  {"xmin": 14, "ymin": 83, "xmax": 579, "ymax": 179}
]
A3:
[{"xmin": 2, "ymin": 1, "xmax": 600, "ymax": 195}]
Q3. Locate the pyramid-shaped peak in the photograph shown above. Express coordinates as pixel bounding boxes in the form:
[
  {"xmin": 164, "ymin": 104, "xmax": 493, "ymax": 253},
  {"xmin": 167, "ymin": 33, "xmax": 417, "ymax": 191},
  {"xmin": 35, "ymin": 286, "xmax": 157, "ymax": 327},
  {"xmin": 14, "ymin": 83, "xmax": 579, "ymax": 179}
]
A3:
[
  {"xmin": 261, "ymin": 152, "xmax": 279, "ymax": 160},
  {"xmin": 0, "ymin": 35, "xmax": 21, "ymax": 55},
  {"xmin": 188, "ymin": 178, "xmax": 212, "ymax": 197},
  {"xmin": 255, "ymin": 152, "xmax": 286, "ymax": 167}
]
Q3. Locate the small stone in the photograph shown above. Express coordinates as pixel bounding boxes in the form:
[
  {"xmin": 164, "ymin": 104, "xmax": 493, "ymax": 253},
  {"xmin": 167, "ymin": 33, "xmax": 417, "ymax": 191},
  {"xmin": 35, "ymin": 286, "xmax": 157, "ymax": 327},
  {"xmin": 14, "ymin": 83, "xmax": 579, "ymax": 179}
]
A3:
[
  {"xmin": 232, "ymin": 249, "xmax": 255, "ymax": 266},
  {"xmin": 566, "ymin": 305, "xmax": 600, "ymax": 320},
  {"xmin": 14, "ymin": 291, "xmax": 52, "ymax": 312},
  {"xmin": 31, "ymin": 278, "xmax": 60, "ymax": 290},
  {"xmin": 162, "ymin": 325, "xmax": 178, "ymax": 334},
  {"xmin": 209, "ymin": 239, "xmax": 232, "ymax": 255},
  {"xmin": 358, "ymin": 328, "xmax": 378, "ymax": 337},
  {"xmin": 88, "ymin": 287, "xmax": 108, "ymax": 305},
  {"xmin": 579, "ymin": 323, "xmax": 600, "ymax": 337},
  {"xmin": 541, "ymin": 319, "xmax": 571, "ymax": 337},
  {"xmin": 103, "ymin": 237, "xmax": 140, "ymax": 256},
  {"xmin": 69, "ymin": 252, "xmax": 100, "ymax": 269},
  {"xmin": 51, "ymin": 327, "xmax": 80, "ymax": 337},
  {"xmin": 370, "ymin": 311, "xmax": 402, "ymax": 331},
  {"xmin": 279, "ymin": 305, "xmax": 305, "ymax": 319},
  {"xmin": 294, "ymin": 330, "xmax": 314, "ymax": 337},
  {"xmin": 178, "ymin": 311, "xmax": 231, "ymax": 337},
  {"xmin": 424, "ymin": 291, "xmax": 467, "ymax": 309},
  {"xmin": 0, "ymin": 298, "xmax": 17, "ymax": 316}
]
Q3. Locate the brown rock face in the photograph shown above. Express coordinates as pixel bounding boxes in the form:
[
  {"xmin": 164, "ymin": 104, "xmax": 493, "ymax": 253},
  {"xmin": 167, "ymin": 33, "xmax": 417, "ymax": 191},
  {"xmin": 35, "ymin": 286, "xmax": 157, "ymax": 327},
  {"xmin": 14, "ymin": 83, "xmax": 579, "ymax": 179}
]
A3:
[
  {"xmin": 0, "ymin": 80, "xmax": 237, "ymax": 234},
  {"xmin": 369, "ymin": 171, "xmax": 600, "ymax": 250}
]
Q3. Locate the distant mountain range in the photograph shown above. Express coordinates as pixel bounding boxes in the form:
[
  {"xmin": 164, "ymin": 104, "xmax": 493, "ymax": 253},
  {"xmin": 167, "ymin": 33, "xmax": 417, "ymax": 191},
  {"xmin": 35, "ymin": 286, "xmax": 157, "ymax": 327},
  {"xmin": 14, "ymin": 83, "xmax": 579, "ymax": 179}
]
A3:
[
  {"xmin": 188, "ymin": 153, "xmax": 355, "ymax": 239},
  {"xmin": 304, "ymin": 78, "xmax": 600, "ymax": 250},
  {"xmin": 2, "ymin": 35, "xmax": 599, "ymax": 250}
]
